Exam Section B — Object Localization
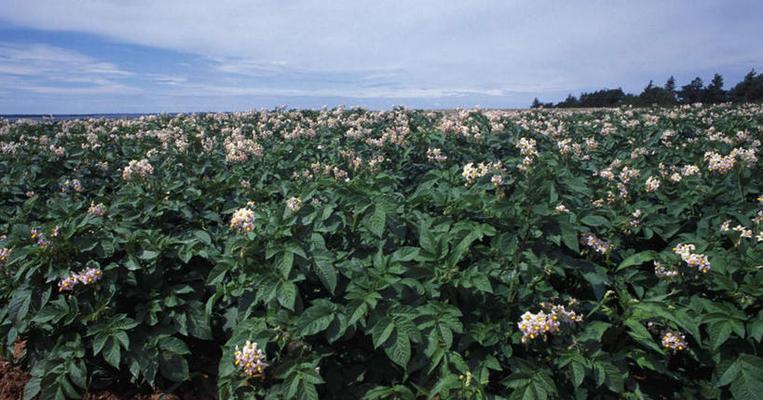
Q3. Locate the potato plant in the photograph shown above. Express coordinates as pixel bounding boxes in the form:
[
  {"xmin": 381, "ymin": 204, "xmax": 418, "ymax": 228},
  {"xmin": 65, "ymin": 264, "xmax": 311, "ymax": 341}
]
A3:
[{"xmin": 1, "ymin": 104, "xmax": 763, "ymax": 399}]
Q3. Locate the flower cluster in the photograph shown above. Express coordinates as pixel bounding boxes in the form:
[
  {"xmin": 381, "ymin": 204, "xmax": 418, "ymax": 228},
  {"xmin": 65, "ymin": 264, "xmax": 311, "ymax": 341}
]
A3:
[
  {"xmin": 720, "ymin": 220, "xmax": 753, "ymax": 239},
  {"xmin": 731, "ymin": 147, "xmax": 758, "ymax": 167},
  {"xmin": 490, "ymin": 174, "xmax": 503, "ymax": 187},
  {"xmin": 61, "ymin": 179, "xmax": 84, "ymax": 193},
  {"xmin": 234, "ymin": 341, "xmax": 268, "ymax": 378},
  {"xmin": 516, "ymin": 137, "xmax": 538, "ymax": 171},
  {"xmin": 681, "ymin": 164, "xmax": 700, "ymax": 177},
  {"xmin": 517, "ymin": 303, "xmax": 582, "ymax": 344},
  {"xmin": 629, "ymin": 209, "xmax": 643, "ymax": 228},
  {"xmin": 88, "ymin": 202, "xmax": 107, "ymax": 217},
  {"xmin": 286, "ymin": 196, "xmax": 303, "ymax": 213},
  {"xmin": 644, "ymin": 176, "xmax": 661, "ymax": 192},
  {"xmin": 672, "ymin": 243, "xmax": 711, "ymax": 274},
  {"xmin": 122, "ymin": 159, "xmax": 154, "ymax": 181},
  {"xmin": 57, "ymin": 267, "xmax": 103, "ymax": 292},
  {"xmin": 661, "ymin": 331, "xmax": 687, "ymax": 353},
  {"xmin": 618, "ymin": 166, "xmax": 640, "ymax": 184},
  {"xmin": 654, "ymin": 261, "xmax": 679, "ymax": 279},
  {"xmin": 49, "ymin": 145, "xmax": 65, "ymax": 158},
  {"xmin": 31, "ymin": 229, "xmax": 50, "ymax": 248},
  {"xmin": 0, "ymin": 247, "xmax": 10, "ymax": 265},
  {"xmin": 461, "ymin": 162, "xmax": 491, "ymax": 185},
  {"xmin": 580, "ymin": 232, "xmax": 611, "ymax": 255},
  {"xmin": 295, "ymin": 162, "xmax": 350, "ymax": 182},
  {"xmin": 555, "ymin": 203, "xmax": 569, "ymax": 214},
  {"xmin": 704, "ymin": 151, "xmax": 736, "ymax": 174},
  {"xmin": 230, "ymin": 207, "xmax": 256, "ymax": 233},
  {"xmin": 426, "ymin": 147, "xmax": 447, "ymax": 163},
  {"xmin": 223, "ymin": 130, "xmax": 263, "ymax": 163}
]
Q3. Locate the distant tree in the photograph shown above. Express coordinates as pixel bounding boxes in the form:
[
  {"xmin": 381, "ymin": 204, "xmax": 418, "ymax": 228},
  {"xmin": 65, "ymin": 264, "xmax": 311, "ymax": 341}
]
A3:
[
  {"xmin": 729, "ymin": 69, "xmax": 763, "ymax": 103},
  {"xmin": 665, "ymin": 76, "xmax": 676, "ymax": 93},
  {"xmin": 663, "ymin": 76, "xmax": 677, "ymax": 104},
  {"xmin": 529, "ymin": 69, "xmax": 762, "ymax": 108},
  {"xmin": 578, "ymin": 88, "xmax": 625, "ymax": 107},
  {"xmin": 679, "ymin": 77, "xmax": 704, "ymax": 104},
  {"xmin": 638, "ymin": 80, "xmax": 672, "ymax": 106},
  {"xmin": 622, "ymin": 93, "xmax": 639, "ymax": 106},
  {"xmin": 556, "ymin": 94, "xmax": 580, "ymax": 108},
  {"xmin": 704, "ymin": 73, "xmax": 726, "ymax": 103}
]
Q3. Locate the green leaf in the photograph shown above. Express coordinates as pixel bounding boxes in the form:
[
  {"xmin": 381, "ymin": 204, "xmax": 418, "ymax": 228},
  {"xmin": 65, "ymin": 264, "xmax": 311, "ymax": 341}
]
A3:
[
  {"xmin": 581, "ymin": 215, "xmax": 608, "ymax": 227},
  {"xmin": 23, "ymin": 376, "xmax": 41, "ymax": 400},
  {"xmin": 709, "ymin": 322, "xmax": 733, "ymax": 351},
  {"xmin": 159, "ymin": 354, "xmax": 189, "ymax": 382},
  {"xmin": 560, "ymin": 222, "xmax": 579, "ymax": 253},
  {"xmin": 104, "ymin": 339, "xmax": 121, "ymax": 368},
  {"xmin": 297, "ymin": 301, "xmax": 337, "ymax": 336},
  {"xmin": 391, "ymin": 247, "xmax": 420, "ymax": 262},
  {"xmin": 718, "ymin": 355, "xmax": 763, "ymax": 400},
  {"xmin": 68, "ymin": 360, "xmax": 87, "ymax": 389},
  {"xmin": 470, "ymin": 271, "xmax": 493, "ymax": 294},
  {"xmin": 276, "ymin": 251, "xmax": 295, "ymax": 277},
  {"xmin": 278, "ymin": 280, "xmax": 298, "ymax": 310},
  {"xmin": 385, "ymin": 330, "xmax": 411, "ymax": 368},
  {"xmin": 749, "ymin": 315, "xmax": 763, "ymax": 342},
  {"xmin": 570, "ymin": 362, "xmax": 585, "ymax": 387},
  {"xmin": 448, "ymin": 231, "xmax": 482, "ymax": 267},
  {"xmin": 616, "ymin": 251, "xmax": 657, "ymax": 271},
  {"xmin": 366, "ymin": 205, "xmax": 386, "ymax": 237},
  {"xmin": 313, "ymin": 252, "xmax": 337, "ymax": 294},
  {"xmin": 372, "ymin": 319, "xmax": 395, "ymax": 348},
  {"xmin": 193, "ymin": 230, "xmax": 212, "ymax": 245},
  {"xmin": 428, "ymin": 374, "xmax": 460, "ymax": 400},
  {"xmin": 138, "ymin": 249, "xmax": 159, "ymax": 260},
  {"xmin": 158, "ymin": 336, "xmax": 190, "ymax": 355},
  {"xmin": 624, "ymin": 319, "xmax": 664, "ymax": 354}
]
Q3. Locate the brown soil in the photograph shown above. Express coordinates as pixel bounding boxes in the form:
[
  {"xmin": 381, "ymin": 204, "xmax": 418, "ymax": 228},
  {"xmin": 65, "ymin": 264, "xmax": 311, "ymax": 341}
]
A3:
[{"xmin": 0, "ymin": 358, "xmax": 30, "ymax": 400}]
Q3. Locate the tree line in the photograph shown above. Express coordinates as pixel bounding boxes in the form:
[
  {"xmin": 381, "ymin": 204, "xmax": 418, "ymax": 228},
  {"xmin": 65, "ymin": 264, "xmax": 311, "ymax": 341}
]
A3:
[{"xmin": 530, "ymin": 69, "xmax": 763, "ymax": 108}]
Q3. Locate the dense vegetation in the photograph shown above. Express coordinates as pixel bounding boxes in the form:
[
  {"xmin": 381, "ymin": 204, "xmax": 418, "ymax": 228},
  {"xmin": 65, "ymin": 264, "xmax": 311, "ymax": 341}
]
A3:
[
  {"xmin": 532, "ymin": 69, "xmax": 763, "ymax": 108},
  {"xmin": 1, "ymin": 104, "xmax": 763, "ymax": 399}
]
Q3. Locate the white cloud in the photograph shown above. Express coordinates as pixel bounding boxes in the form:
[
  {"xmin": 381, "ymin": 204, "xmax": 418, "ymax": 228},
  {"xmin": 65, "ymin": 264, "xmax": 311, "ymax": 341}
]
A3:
[
  {"xmin": 0, "ymin": 42, "xmax": 138, "ymax": 95},
  {"xmin": 2, "ymin": 1, "xmax": 761, "ymax": 92},
  {"xmin": 163, "ymin": 82, "xmax": 506, "ymax": 99},
  {"xmin": 0, "ymin": 1, "xmax": 761, "ymax": 112},
  {"xmin": 0, "ymin": 43, "xmax": 130, "ymax": 77}
]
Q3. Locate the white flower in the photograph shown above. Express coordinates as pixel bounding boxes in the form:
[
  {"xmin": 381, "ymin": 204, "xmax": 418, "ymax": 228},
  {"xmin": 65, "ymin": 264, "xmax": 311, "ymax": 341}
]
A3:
[
  {"xmin": 644, "ymin": 176, "xmax": 660, "ymax": 192},
  {"xmin": 230, "ymin": 208, "xmax": 255, "ymax": 234},
  {"xmin": 286, "ymin": 197, "xmax": 303, "ymax": 213},
  {"xmin": 122, "ymin": 159, "xmax": 154, "ymax": 181}
]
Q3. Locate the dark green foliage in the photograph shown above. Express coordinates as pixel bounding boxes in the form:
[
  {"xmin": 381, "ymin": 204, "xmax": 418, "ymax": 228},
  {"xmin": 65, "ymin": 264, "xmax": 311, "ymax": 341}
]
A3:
[{"xmin": 1, "ymin": 104, "xmax": 762, "ymax": 399}]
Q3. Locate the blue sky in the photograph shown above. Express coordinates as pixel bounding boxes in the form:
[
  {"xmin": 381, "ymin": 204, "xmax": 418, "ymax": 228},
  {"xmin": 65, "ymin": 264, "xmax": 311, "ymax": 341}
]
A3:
[{"xmin": 0, "ymin": 0, "xmax": 761, "ymax": 114}]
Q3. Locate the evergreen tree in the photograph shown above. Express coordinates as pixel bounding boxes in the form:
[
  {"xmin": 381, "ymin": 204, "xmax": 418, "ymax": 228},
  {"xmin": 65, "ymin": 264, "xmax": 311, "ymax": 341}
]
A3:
[
  {"xmin": 729, "ymin": 69, "xmax": 763, "ymax": 103},
  {"xmin": 663, "ymin": 76, "xmax": 677, "ymax": 104},
  {"xmin": 556, "ymin": 94, "xmax": 580, "ymax": 108},
  {"xmin": 665, "ymin": 76, "xmax": 676, "ymax": 93},
  {"xmin": 679, "ymin": 77, "xmax": 704, "ymax": 104},
  {"xmin": 704, "ymin": 73, "xmax": 726, "ymax": 103},
  {"xmin": 639, "ymin": 80, "xmax": 670, "ymax": 106}
]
